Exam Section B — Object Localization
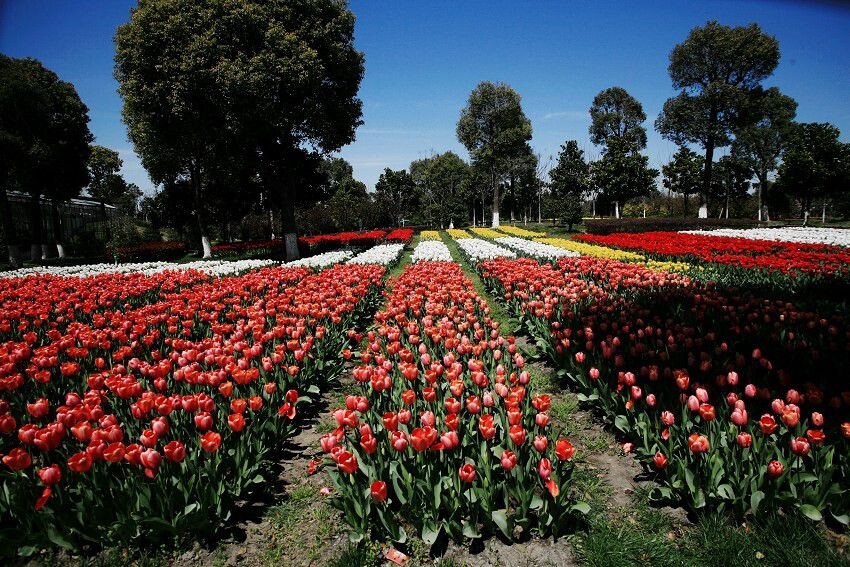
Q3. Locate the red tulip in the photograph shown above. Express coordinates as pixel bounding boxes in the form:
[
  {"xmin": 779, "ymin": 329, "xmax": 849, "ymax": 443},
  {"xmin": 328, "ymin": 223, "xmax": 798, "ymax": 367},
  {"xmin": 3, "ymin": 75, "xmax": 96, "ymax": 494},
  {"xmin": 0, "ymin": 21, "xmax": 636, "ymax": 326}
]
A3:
[
  {"xmin": 736, "ymin": 432, "xmax": 752, "ymax": 448},
  {"xmin": 164, "ymin": 440, "xmax": 186, "ymax": 462},
  {"xmin": 37, "ymin": 464, "xmax": 61, "ymax": 486},
  {"xmin": 790, "ymin": 436, "xmax": 810, "ymax": 456},
  {"xmin": 459, "ymin": 463, "xmax": 476, "ymax": 483},
  {"xmin": 370, "ymin": 480, "xmax": 388, "ymax": 502},
  {"xmin": 509, "ymin": 425, "xmax": 527, "ymax": 446},
  {"xmin": 68, "ymin": 451, "xmax": 92, "ymax": 473},
  {"xmin": 653, "ymin": 452, "xmax": 668, "ymax": 470},
  {"xmin": 537, "ymin": 457, "xmax": 553, "ymax": 480},
  {"xmin": 335, "ymin": 450, "xmax": 358, "ymax": 474},
  {"xmin": 228, "ymin": 413, "xmax": 246, "ymax": 432},
  {"xmin": 391, "ymin": 430, "xmax": 408, "ymax": 452},
  {"xmin": 688, "ymin": 433, "xmax": 709, "ymax": 454},
  {"xmin": 501, "ymin": 450, "xmax": 517, "ymax": 471},
  {"xmin": 478, "ymin": 414, "xmax": 496, "ymax": 440},
  {"xmin": 767, "ymin": 460, "xmax": 784, "ymax": 478},
  {"xmin": 201, "ymin": 431, "xmax": 222, "ymax": 453},
  {"xmin": 2, "ymin": 448, "xmax": 32, "ymax": 471},
  {"xmin": 759, "ymin": 414, "xmax": 778, "ymax": 435},
  {"xmin": 555, "ymin": 439, "xmax": 576, "ymax": 461}
]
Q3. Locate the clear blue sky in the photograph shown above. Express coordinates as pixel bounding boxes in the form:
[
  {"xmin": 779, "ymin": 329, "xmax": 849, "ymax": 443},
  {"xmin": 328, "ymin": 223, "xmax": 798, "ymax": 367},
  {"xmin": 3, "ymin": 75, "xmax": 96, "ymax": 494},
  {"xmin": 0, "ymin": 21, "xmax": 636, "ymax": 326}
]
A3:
[{"xmin": 2, "ymin": 0, "xmax": 849, "ymax": 193}]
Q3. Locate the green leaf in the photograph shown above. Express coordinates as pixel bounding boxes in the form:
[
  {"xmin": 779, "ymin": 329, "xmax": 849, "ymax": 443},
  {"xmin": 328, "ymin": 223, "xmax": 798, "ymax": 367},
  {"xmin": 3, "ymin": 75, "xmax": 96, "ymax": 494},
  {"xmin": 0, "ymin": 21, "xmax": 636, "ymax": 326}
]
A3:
[
  {"xmin": 491, "ymin": 509, "xmax": 511, "ymax": 538},
  {"xmin": 750, "ymin": 490, "xmax": 765, "ymax": 515},
  {"xmin": 462, "ymin": 521, "xmax": 481, "ymax": 539},
  {"xmin": 799, "ymin": 504, "xmax": 823, "ymax": 522},
  {"xmin": 421, "ymin": 521, "xmax": 440, "ymax": 545},
  {"xmin": 570, "ymin": 501, "xmax": 591, "ymax": 515},
  {"xmin": 46, "ymin": 526, "xmax": 76, "ymax": 551}
]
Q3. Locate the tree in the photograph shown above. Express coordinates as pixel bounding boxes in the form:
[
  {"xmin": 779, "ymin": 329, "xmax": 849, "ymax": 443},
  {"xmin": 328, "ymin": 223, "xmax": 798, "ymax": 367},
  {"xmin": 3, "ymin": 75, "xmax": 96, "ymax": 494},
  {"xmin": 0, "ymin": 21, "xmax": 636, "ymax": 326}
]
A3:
[
  {"xmin": 733, "ymin": 87, "xmax": 797, "ymax": 220},
  {"xmin": 0, "ymin": 55, "xmax": 91, "ymax": 262},
  {"xmin": 662, "ymin": 147, "xmax": 704, "ymax": 216},
  {"xmin": 656, "ymin": 21, "xmax": 780, "ymax": 204},
  {"xmin": 457, "ymin": 82, "xmax": 532, "ymax": 227},
  {"xmin": 543, "ymin": 192, "xmax": 583, "ymax": 231},
  {"xmin": 711, "ymin": 152, "xmax": 752, "ymax": 219},
  {"xmin": 87, "ymin": 145, "xmax": 143, "ymax": 214},
  {"xmin": 409, "ymin": 152, "xmax": 470, "ymax": 228},
  {"xmin": 115, "ymin": 0, "xmax": 364, "ymax": 259},
  {"xmin": 374, "ymin": 168, "xmax": 417, "ymax": 227},
  {"xmin": 549, "ymin": 140, "xmax": 591, "ymax": 199},
  {"xmin": 591, "ymin": 138, "xmax": 659, "ymax": 218},
  {"xmin": 589, "ymin": 87, "xmax": 648, "ymax": 150},
  {"xmin": 775, "ymin": 123, "xmax": 850, "ymax": 225}
]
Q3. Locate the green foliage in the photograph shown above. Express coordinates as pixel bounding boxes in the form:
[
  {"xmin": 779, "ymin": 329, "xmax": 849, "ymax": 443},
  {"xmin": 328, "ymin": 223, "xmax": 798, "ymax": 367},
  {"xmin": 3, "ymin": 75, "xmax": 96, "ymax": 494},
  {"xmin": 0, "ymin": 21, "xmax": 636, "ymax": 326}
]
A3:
[
  {"xmin": 87, "ymin": 145, "xmax": 143, "ymax": 215},
  {"xmin": 775, "ymin": 122, "xmax": 850, "ymax": 218},
  {"xmin": 589, "ymin": 87, "xmax": 648, "ymax": 150},
  {"xmin": 662, "ymin": 147, "xmax": 703, "ymax": 216},
  {"xmin": 591, "ymin": 138, "xmax": 659, "ymax": 215},
  {"xmin": 657, "ymin": 21, "xmax": 780, "ymax": 196},
  {"xmin": 375, "ymin": 168, "xmax": 417, "ymax": 226},
  {"xmin": 550, "ymin": 140, "xmax": 590, "ymax": 199},
  {"xmin": 410, "ymin": 152, "xmax": 471, "ymax": 227}
]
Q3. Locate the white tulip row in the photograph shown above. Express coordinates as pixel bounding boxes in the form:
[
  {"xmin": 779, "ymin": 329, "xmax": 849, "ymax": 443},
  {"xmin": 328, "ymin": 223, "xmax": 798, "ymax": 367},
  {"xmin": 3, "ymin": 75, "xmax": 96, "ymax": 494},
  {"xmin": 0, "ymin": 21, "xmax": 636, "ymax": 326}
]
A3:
[
  {"xmin": 455, "ymin": 238, "xmax": 516, "ymax": 262},
  {"xmin": 347, "ymin": 243, "xmax": 405, "ymax": 266},
  {"xmin": 411, "ymin": 240, "xmax": 453, "ymax": 263},
  {"xmin": 681, "ymin": 227, "xmax": 850, "ymax": 247},
  {"xmin": 494, "ymin": 236, "xmax": 579, "ymax": 260},
  {"xmin": 0, "ymin": 259, "xmax": 277, "ymax": 279},
  {"xmin": 285, "ymin": 250, "xmax": 354, "ymax": 268}
]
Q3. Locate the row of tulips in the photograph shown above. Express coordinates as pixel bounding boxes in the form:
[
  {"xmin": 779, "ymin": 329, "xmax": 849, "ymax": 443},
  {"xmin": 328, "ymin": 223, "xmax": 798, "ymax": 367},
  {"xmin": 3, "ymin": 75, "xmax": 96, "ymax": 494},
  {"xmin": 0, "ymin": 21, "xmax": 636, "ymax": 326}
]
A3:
[
  {"xmin": 324, "ymin": 261, "xmax": 588, "ymax": 546},
  {"xmin": 577, "ymin": 231, "xmax": 850, "ymax": 279},
  {"xmin": 0, "ymin": 262, "xmax": 386, "ymax": 554},
  {"xmin": 479, "ymin": 255, "xmax": 850, "ymax": 524}
]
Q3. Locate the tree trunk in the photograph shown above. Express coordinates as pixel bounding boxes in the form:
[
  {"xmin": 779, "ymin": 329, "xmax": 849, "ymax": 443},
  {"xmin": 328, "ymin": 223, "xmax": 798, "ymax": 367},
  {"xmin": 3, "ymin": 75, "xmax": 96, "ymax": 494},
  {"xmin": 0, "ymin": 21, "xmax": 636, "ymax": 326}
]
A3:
[
  {"xmin": 28, "ymin": 192, "xmax": 42, "ymax": 261},
  {"xmin": 702, "ymin": 139, "xmax": 715, "ymax": 207},
  {"xmin": 51, "ymin": 201, "xmax": 66, "ymax": 259},
  {"xmin": 0, "ymin": 187, "xmax": 21, "ymax": 267},
  {"xmin": 614, "ymin": 201, "xmax": 620, "ymax": 219},
  {"xmin": 491, "ymin": 169, "xmax": 500, "ymax": 227},
  {"xmin": 822, "ymin": 202, "xmax": 827, "ymax": 224},
  {"xmin": 683, "ymin": 194, "xmax": 688, "ymax": 217},
  {"xmin": 281, "ymin": 182, "xmax": 299, "ymax": 261},
  {"xmin": 190, "ymin": 165, "xmax": 212, "ymax": 258}
]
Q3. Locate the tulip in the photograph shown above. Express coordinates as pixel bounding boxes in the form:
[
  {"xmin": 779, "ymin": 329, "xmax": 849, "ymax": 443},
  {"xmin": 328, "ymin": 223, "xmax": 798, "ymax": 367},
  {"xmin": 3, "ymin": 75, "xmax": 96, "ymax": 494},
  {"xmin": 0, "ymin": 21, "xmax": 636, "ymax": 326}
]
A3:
[
  {"xmin": 767, "ymin": 460, "xmax": 784, "ymax": 478},
  {"xmin": 501, "ymin": 450, "xmax": 518, "ymax": 471},
  {"xmin": 478, "ymin": 414, "xmax": 496, "ymax": 440},
  {"xmin": 790, "ymin": 436, "xmax": 810, "ymax": 456},
  {"xmin": 228, "ymin": 413, "xmax": 246, "ymax": 432},
  {"xmin": 459, "ymin": 463, "xmax": 476, "ymax": 483},
  {"xmin": 370, "ymin": 480, "xmax": 388, "ymax": 503},
  {"xmin": 509, "ymin": 425, "xmax": 527, "ymax": 446},
  {"xmin": 698, "ymin": 403, "xmax": 715, "ymax": 422},
  {"xmin": 653, "ymin": 452, "xmax": 668, "ymax": 470},
  {"xmin": 537, "ymin": 457, "xmax": 553, "ymax": 480},
  {"xmin": 201, "ymin": 431, "xmax": 222, "ymax": 453},
  {"xmin": 759, "ymin": 414, "xmax": 778, "ymax": 435},
  {"xmin": 194, "ymin": 412, "xmax": 213, "ymax": 431},
  {"xmin": 533, "ymin": 436, "xmax": 549, "ymax": 452},
  {"xmin": 806, "ymin": 429, "xmax": 826, "ymax": 445},
  {"xmin": 688, "ymin": 433, "xmax": 709, "ymax": 454},
  {"xmin": 736, "ymin": 432, "xmax": 752, "ymax": 448},
  {"xmin": 555, "ymin": 439, "xmax": 576, "ymax": 461},
  {"xmin": 730, "ymin": 407, "xmax": 748, "ymax": 426},
  {"xmin": 38, "ymin": 464, "xmax": 62, "ymax": 486},
  {"xmin": 660, "ymin": 411, "xmax": 675, "ymax": 426},
  {"xmin": 67, "ymin": 452, "xmax": 92, "ymax": 473},
  {"xmin": 391, "ymin": 430, "xmax": 408, "ymax": 452},
  {"xmin": 164, "ymin": 440, "xmax": 186, "ymax": 462},
  {"xmin": 336, "ymin": 450, "xmax": 358, "ymax": 474}
]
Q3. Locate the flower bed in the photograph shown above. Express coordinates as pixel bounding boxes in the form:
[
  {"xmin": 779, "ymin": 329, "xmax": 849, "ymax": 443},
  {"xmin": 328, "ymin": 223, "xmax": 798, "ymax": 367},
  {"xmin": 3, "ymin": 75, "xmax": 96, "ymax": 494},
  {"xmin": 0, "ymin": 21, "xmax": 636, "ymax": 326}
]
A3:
[
  {"xmin": 0, "ymin": 263, "xmax": 386, "ymax": 552},
  {"xmin": 497, "ymin": 226, "xmax": 541, "ymax": 238},
  {"xmin": 385, "ymin": 228, "xmax": 414, "ymax": 243},
  {"xmin": 419, "ymin": 230, "xmax": 440, "ymax": 241},
  {"xmin": 479, "ymin": 255, "xmax": 850, "ymax": 523},
  {"xmin": 446, "ymin": 229, "xmax": 471, "ymax": 240},
  {"xmin": 411, "ymin": 240, "xmax": 452, "ymax": 263},
  {"xmin": 469, "ymin": 227, "xmax": 503, "ymax": 239},
  {"xmin": 577, "ymin": 231, "xmax": 850, "ymax": 277},
  {"xmin": 298, "ymin": 230, "xmax": 387, "ymax": 252},
  {"xmin": 286, "ymin": 250, "xmax": 354, "ymax": 269},
  {"xmin": 111, "ymin": 241, "xmax": 187, "ymax": 262},
  {"xmin": 324, "ymin": 261, "xmax": 586, "ymax": 544},
  {"xmin": 348, "ymin": 244, "xmax": 405, "ymax": 266},
  {"xmin": 682, "ymin": 227, "xmax": 850, "ymax": 248},
  {"xmin": 454, "ymin": 238, "xmax": 516, "ymax": 263},
  {"xmin": 494, "ymin": 237, "xmax": 578, "ymax": 261}
]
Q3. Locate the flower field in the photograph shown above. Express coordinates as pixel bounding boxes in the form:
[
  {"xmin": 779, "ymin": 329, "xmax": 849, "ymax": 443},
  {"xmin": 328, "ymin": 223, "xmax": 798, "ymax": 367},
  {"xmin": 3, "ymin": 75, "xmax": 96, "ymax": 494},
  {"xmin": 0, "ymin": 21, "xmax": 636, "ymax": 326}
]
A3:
[{"xmin": 3, "ymin": 228, "xmax": 850, "ymax": 560}]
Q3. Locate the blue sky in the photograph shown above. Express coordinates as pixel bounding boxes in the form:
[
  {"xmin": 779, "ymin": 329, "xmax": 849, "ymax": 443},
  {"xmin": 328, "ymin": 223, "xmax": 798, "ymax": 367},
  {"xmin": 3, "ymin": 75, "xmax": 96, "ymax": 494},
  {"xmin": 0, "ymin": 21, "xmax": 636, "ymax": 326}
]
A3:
[{"xmin": 2, "ymin": 0, "xmax": 849, "ymax": 193}]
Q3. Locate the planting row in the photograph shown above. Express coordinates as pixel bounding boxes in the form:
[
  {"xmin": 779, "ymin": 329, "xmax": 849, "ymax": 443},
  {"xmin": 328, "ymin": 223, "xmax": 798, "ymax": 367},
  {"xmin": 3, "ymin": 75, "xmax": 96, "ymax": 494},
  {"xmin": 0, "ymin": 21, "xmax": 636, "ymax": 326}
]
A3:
[
  {"xmin": 0, "ymin": 262, "xmax": 386, "ymax": 554},
  {"xmin": 479, "ymin": 255, "xmax": 850, "ymax": 523},
  {"xmin": 324, "ymin": 260, "xmax": 588, "ymax": 544}
]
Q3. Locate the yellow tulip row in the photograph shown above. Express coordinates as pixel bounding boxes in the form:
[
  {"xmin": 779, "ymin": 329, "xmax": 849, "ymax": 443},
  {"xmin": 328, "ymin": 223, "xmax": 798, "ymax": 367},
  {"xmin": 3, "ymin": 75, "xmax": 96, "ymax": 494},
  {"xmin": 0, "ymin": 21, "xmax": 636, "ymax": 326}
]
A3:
[
  {"xmin": 469, "ymin": 227, "xmax": 503, "ymax": 239},
  {"xmin": 496, "ymin": 226, "xmax": 541, "ymax": 238},
  {"xmin": 447, "ymin": 229, "xmax": 472, "ymax": 239},
  {"xmin": 536, "ymin": 237, "xmax": 695, "ymax": 273},
  {"xmin": 419, "ymin": 230, "xmax": 441, "ymax": 240}
]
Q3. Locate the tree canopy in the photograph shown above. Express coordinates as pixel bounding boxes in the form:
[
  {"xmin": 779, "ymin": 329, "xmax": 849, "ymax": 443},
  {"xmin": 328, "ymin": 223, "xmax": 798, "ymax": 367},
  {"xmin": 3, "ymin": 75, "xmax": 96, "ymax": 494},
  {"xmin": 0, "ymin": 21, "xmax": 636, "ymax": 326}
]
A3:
[
  {"xmin": 589, "ymin": 87, "xmax": 648, "ymax": 150},
  {"xmin": 457, "ymin": 81, "xmax": 532, "ymax": 226},
  {"xmin": 662, "ymin": 147, "xmax": 704, "ymax": 216},
  {"xmin": 115, "ymin": 0, "xmax": 364, "ymax": 258},
  {"xmin": 656, "ymin": 21, "xmax": 780, "ymax": 200}
]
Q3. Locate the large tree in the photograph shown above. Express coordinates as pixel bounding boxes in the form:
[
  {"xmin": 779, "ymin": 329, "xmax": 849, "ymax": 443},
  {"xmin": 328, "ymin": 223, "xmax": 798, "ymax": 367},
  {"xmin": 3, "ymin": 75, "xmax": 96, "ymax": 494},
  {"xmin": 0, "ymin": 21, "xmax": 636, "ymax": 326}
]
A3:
[
  {"xmin": 591, "ymin": 137, "xmax": 658, "ymax": 218},
  {"xmin": 656, "ymin": 21, "xmax": 780, "ymax": 206},
  {"xmin": 775, "ymin": 123, "xmax": 850, "ymax": 225},
  {"xmin": 87, "ymin": 145, "xmax": 143, "ymax": 214},
  {"xmin": 374, "ymin": 168, "xmax": 417, "ymax": 227},
  {"xmin": 589, "ymin": 87, "xmax": 648, "ymax": 150},
  {"xmin": 0, "ymin": 55, "xmax": 91, "ymax": 263},
  {"xmin": 733, "ymin": 87, "xmax": 797, "ymax": 220},
  {"xmin": 457, "ymin": 82, "xmax": 532, "ymax": 227},
  {"xmin": 662, "ymin": 146, "xmax": 704, "ymax": 216},
  {"xmin": 115, "ymin": 0, "xmax": 364, "ymax": 259},
  {"xmin": 711, "ymin": 152, "xmax": 752, "ymax": 219},
  {"xmin": 409, "ymin": 152, "xmax": 470, "ymax": 228},
  {"xmin": 549, "ymin": 140, "xmax": 591, "ymax": 199}
]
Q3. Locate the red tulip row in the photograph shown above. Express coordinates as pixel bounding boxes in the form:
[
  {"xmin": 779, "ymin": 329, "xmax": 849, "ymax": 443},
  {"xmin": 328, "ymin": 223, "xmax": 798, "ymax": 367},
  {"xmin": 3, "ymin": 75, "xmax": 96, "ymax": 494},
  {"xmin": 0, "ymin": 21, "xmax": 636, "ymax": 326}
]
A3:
[
  {"xmin": 298, "ymin": 229, "xmax": 388, "ymax": 250},
  {"xmin": 0, "ymin": 263, "xmax": 386, "ymax": 553},
  {"xmin": 384, "ymin": 228, "xmax": 414, "ymax": 243},
  {"xmin": 325, "ymin": 261, "xmax": 587, "ymax": 545},
  {"xmin": 576, "ymin": 231, "xmax": 850, "ymax": 277},
  {"xmin": 0, "ymin": 269, "xmax": 213, "ymax": 343},
  {"xmin": 479, "ymin": 255, "xmax": 850, "ymax": 523}
]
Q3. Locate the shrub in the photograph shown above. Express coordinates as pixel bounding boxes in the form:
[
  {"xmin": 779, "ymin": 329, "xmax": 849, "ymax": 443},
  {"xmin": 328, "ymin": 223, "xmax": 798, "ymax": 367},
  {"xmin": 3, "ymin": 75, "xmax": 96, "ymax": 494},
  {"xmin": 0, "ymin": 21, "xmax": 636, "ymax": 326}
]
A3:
[{"xmin": 584, "ymin": 217, "xmax": 762, "ymax": 235}]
